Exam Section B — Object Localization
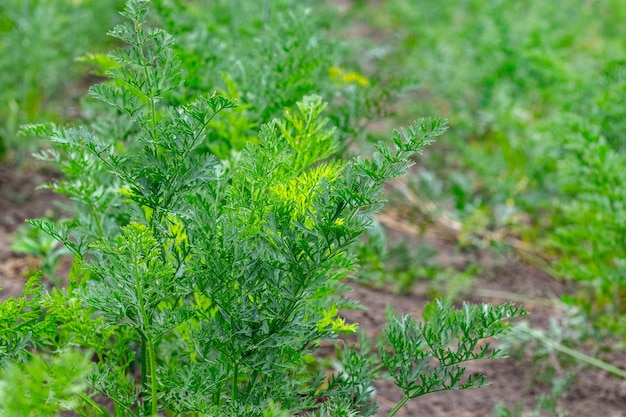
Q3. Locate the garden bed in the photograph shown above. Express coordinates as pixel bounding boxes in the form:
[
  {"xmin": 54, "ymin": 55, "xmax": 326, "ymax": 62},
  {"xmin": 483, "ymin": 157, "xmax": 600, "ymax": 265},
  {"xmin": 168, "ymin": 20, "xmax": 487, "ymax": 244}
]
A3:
[{"xmin": 2, "ymin": 162, "xmax": 624, "ymax": 417}]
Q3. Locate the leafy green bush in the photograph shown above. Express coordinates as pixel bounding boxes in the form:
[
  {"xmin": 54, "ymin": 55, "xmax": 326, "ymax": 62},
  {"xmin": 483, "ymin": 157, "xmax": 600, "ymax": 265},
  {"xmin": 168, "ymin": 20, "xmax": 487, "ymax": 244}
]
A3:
[{"xmin": 0, "ymin": 2, "xmax": 524, "ymax": 415}]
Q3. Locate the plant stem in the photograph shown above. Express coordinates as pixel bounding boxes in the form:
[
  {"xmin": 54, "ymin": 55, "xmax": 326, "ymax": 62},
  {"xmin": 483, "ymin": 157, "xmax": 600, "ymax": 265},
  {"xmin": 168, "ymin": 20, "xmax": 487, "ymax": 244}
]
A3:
[
  {"xmin": 77, "ymin": 392, "xmax": 114, "ymax": 417},
  {"xmin": 88, "ymin": 200, "xmax": 106, "ymax": 239},
  {"xmin": 232, "ymin": 360, "xmax": 239, "ymax": 404},
  {"xmin": 147, "ymin": 335, "xmax": 158, "ymax": 416},
  {"xmin": 371, "ymin": 363, "xmax": 386, "ymax": 375},
  {"xmin": 134, "ymin": 253, "xmax": 158, "ymax": 415},
  {"xmin": 385, "ymin": 395, "xmax": 410, "ymax": 417},
  {"xmin": 522, "ymin": 327, "xmax": 626, "ymax": 379}
]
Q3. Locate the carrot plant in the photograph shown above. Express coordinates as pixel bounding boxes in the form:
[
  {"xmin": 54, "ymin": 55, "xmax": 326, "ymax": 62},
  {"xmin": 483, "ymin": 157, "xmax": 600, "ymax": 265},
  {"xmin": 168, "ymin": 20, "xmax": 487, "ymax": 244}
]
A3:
[
  {"xmin": 548, "ymin": 119, "xmax": 626, "ymax": 340},
  {"xmin": 0, "ymin": 1, "xmax": 524, "ymax": 416},
  {"xmin": 115, "ymin": 0, "xmax": 373, "ymax": 158}
]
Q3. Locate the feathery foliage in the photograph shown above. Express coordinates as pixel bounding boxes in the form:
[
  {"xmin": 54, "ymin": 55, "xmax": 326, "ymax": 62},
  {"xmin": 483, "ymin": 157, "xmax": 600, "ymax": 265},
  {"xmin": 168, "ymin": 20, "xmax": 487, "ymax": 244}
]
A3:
[{"xmin": 1, "ymin": 1, "xmax": 524, "ymax": 416}]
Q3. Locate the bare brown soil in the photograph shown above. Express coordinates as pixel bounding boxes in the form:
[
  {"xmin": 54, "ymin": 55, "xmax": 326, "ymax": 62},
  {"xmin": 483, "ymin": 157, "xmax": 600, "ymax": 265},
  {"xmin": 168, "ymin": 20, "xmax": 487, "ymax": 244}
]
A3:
[
  {"xmin": 1, "ymin": 162, "xmax": 625, "ymax": 416},
  {"xmin": 346, "ymin": 268, "xmax": 626, "ymax": 417}
]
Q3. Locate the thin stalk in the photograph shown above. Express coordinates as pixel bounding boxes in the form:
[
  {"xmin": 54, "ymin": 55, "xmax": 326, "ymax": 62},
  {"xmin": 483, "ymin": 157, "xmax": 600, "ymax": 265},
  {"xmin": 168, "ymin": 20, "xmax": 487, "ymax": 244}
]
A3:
[
  {"xmin": 135, "ymin": 13, "xmax": 159, "ymax": 151},
  {"xmin": 88, "ymin": 201, "xmax": 106, "ymax": 239},
  {"xmin": 92, "ymin": 385, "xmax": 139, "ymax": 417},
  {"xmin": 244, "ymin": 369, "xmax": 261, "ymax": 403},
  {"xmin": 138, "ymin": 330, "xmax": 159, "ymax": 417},
  {"xmin": 77, "ymin": 392, "xmax": 114, "ymax": 417},
  {"xmin": 371, "ymin": 362, "xmax": 386, "ymax": 375},
  {"xmin": 149, "ymin": 92, "xmax": 157, "ymax": 131},
  {"xmin": 522, "ymin": 327, "xmax": 626, "ymax": 379},
  {"xmin": 146, "ymin": 335, "xmax": 158, "ymax": 416},
  {"xmin": 146, "ymin": 73, "xmax": 159, "ymax": 159},
  {"xmin": 134, "ymin": 256, "xmax": 158, "ymax": 416},
  {"xmin": 385, "ymin": 395, "xmax": 409, "ymax": 417},
  {"xmin": 232, "ymin": 360, "xmax": 239, "ymax": 404},
  {"xmin": 140, "ymin": 332, "xmax": 148, "ymax": 415}
]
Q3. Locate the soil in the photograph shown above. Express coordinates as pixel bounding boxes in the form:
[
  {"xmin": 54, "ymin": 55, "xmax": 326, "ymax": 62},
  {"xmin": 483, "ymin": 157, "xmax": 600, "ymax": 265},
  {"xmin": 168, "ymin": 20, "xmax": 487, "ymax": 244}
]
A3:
[
  {"xmin": 0, "ymin": 163, "xmax": 64, "ymax": 300},
  {"xmin": 1, "ymin": 162, "xmax": 625, "ymax": 417}
]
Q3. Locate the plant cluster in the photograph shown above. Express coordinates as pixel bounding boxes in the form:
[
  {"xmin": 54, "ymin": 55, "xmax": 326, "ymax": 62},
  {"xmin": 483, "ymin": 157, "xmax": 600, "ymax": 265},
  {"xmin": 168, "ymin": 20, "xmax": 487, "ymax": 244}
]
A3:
[
  {"xmin": 344, "ymin": 0, "xmax": 626, "ymax": 412},
  {"xmin": 548, "ymin": 119, "xmax": 626, "ymax": 339},
  {"xmin": 0, "ymin": 1, "xmax": 524, "ymax": 416},
  {"xmin": 77, "ymin": 0, "xmax": 375, "ymax": 161}
]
